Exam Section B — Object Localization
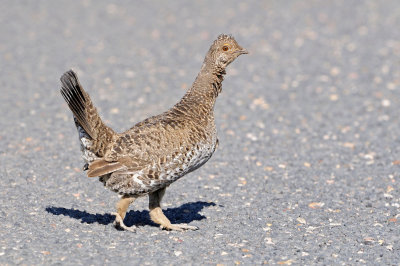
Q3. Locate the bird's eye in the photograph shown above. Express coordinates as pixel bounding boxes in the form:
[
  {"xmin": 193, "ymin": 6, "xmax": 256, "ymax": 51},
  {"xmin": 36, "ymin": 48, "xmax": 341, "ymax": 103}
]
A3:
[{"xmin": 222, "ymin": 45, "xmax": 229, "ymax": 51}]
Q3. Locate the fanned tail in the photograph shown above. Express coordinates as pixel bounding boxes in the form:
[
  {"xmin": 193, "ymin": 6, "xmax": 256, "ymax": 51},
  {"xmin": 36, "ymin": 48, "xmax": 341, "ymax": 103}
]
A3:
[{"xmin": 60, "ymin": 70, "xmax": 115, "ymax": 158}]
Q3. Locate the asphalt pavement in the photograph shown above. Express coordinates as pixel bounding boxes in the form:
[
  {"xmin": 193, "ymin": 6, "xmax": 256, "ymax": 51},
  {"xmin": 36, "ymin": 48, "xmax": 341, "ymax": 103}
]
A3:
[{"xmin": 0, "ymin": 0, "xmax": 399, "ymax": 264}]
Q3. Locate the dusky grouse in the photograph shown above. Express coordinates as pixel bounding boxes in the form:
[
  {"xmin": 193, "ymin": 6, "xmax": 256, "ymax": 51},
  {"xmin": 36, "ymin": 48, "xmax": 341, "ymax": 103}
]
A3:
[{"xmin": 60, "ymin": 34, "xmax": 247, "ymax": 232}]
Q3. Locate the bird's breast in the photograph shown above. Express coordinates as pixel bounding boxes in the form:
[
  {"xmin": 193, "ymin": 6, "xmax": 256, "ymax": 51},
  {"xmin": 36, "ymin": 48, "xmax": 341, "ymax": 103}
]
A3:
[{"xmin": 154, "ymin": 128, "xmax": 218, "ymax": 184}]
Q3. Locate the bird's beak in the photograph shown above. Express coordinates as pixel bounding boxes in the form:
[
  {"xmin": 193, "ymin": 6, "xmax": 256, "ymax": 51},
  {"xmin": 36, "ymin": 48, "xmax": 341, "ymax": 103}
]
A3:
[{"xmin": 236, "ymin": 48, "xmax": 249, "ymax": 55}]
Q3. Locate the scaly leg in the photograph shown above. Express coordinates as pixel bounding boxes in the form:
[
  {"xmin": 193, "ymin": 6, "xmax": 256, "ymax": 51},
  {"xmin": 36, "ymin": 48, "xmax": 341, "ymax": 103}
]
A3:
[
  {"xmin": 149, "ymin": 187, "xmax": 198, "ymax": 231},
  {"xmin": 112, "ymin": 196, "xmax": 137, "ymax": 232}
]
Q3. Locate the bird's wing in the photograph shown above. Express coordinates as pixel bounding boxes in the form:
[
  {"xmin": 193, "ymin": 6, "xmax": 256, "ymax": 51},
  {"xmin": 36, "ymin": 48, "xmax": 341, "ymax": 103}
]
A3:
[
  {"xmin": 86, "ymin": 114, "xmax": 188, "ymax": 178},
  {"xmin": 87, "ymin": 156, "xmax": 148, "ymax": 177}
]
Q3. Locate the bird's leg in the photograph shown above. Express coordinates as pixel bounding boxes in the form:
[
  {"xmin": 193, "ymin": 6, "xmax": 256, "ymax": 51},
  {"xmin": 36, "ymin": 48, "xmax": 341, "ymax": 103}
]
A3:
[
  {"xmin": 149, "ymin": 187, "xmax": 198, "ymax": 231},
  {"xmin": 112, "ymin": 196, "xmax": 137, "ymax": 232}
]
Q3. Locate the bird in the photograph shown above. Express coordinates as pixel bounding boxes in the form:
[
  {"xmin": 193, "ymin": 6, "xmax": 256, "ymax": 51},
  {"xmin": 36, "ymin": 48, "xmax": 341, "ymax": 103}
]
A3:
[{"xmin": 60, "ymin": 34, "xmax": 247, "ymax": 232}]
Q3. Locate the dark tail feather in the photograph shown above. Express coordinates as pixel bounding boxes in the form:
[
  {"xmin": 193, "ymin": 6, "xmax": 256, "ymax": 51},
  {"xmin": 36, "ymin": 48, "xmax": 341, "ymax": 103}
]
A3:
[
  {"xmin": 60, "ymin": 70, "xmax": 115, "ymax": 157},
  {"xmin": 60, "ymin": 70, "xmax": 95, "ymax": 139}
]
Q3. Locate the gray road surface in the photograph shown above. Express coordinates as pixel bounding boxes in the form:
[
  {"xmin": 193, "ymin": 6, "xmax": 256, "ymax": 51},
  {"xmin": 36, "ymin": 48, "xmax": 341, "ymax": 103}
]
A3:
[{"xmin": 1, "ymin": 0, "xmax": 400, "ymax": 264}]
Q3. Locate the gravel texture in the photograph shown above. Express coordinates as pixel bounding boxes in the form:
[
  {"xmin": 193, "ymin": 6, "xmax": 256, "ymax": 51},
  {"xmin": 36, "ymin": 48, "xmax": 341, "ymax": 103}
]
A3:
[{"xmin": 1, "ymin": 0, "xmax": 400, "ymax": 264}]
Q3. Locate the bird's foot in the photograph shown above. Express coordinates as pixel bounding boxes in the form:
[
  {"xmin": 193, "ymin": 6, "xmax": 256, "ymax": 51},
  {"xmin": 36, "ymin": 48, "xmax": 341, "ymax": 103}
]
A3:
[
  {"xmin": 111, "ymin": 212, "xmax": 137, "ymax": 232},
  {"xmin": 160, "ymin": 223, "xmax": 198, "ymax": 231}
]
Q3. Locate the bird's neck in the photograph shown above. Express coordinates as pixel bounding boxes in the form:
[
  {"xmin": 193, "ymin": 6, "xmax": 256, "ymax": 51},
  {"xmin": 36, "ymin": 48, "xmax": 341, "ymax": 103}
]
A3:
[{"xmin": 175, "ymin": 64, "xmax": 225, "ymax": 117}]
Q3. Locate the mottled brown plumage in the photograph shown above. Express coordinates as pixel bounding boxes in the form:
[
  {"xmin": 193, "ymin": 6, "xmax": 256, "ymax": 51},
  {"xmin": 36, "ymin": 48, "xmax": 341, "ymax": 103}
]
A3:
[{"xmin": 60, "ymin": 34, "xmax": 247, "ymax": 232}]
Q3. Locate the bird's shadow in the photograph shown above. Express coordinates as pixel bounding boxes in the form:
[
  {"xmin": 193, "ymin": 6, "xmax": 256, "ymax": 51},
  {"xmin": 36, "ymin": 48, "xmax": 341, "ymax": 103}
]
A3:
[{"xmin": 45, "ymin": 201, "xmax": 216, "ymax": 227}]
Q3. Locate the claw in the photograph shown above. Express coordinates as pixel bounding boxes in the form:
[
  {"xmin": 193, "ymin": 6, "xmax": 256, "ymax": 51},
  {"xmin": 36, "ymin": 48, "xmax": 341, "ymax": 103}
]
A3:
[
  {"xmin": 161, "ymin": 223, "xmax": 199, "ymax": 231},
  {"xmin": 112, "ymin": 212, "xmax": 137, "ymax": 232}
]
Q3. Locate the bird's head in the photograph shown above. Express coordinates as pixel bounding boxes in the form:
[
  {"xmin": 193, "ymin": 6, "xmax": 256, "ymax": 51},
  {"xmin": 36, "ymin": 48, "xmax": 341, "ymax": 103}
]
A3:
[{"xmin": 204, "ymin": 34, "xmax": 248, "ymax": 73}]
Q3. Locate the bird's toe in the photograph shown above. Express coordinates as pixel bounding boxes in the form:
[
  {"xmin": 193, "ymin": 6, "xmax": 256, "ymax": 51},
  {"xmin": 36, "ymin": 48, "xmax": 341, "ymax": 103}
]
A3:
[
  {"xmin": 161, "ymin": 223, "xmax": 198, "ymax": 231},
  {"xmin": 112, "ymin": 212, "xmax": 137, "ymax": 232}
]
